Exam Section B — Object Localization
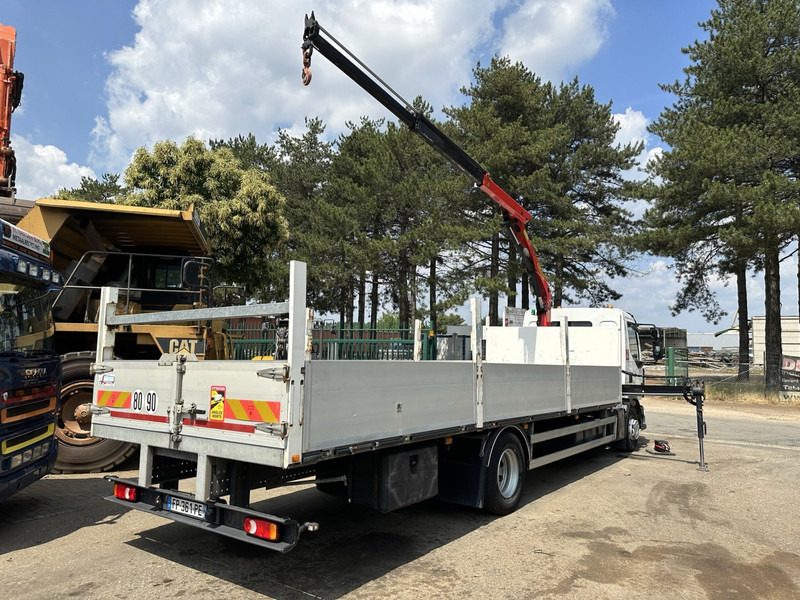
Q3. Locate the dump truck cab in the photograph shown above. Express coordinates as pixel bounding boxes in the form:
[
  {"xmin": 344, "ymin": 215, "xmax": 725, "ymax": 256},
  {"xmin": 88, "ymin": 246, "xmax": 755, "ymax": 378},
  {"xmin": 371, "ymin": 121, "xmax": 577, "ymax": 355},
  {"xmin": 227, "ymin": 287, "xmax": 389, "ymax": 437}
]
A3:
[{"xmin": 16, "ymin": 199, "xmax": 214, "ymax": 472}]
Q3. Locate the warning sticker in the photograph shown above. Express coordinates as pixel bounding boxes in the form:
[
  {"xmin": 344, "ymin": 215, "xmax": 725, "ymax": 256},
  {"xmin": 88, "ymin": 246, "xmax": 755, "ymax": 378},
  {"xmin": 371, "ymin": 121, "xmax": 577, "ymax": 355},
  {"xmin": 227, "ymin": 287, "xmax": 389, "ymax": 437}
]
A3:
[{"xmin": 209, "ymin": 386, "xmax": 226, "ymax": 421}]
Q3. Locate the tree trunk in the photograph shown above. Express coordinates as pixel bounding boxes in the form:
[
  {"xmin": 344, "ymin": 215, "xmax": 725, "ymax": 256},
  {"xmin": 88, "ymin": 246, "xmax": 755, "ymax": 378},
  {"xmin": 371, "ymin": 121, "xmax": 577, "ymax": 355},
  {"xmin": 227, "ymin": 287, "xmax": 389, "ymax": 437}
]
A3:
[
  {"xmin": 398, "ymin": 261, "xmax": 409, "ymax": 332},
  {"xmin": 490, "ymin": 232, "xmax": 499, "ymax": 326},
  {"xmin": 429, "ymin": 258, "xmax": 437, "ymax": 334},
  {"xmin": 735, "ymin": 260, "xmax": 750, "ymax": 381},
  {"xmin": 521, "ymin": 272, "xmax": 530, "ymax": 310},
  {"xmin": 410, "ymin": 266, "xmax": 417, "ymax": 328},
  {"xmin": 553, "ymin": 254, "xmax": 564, "ymax": 308},
  {"xmin": 346, "ymin": 276, "xmax": 355, "ymax": 327},
  {"xmin": 357, "ymin": 270, "xmax": 366, "ymax": 329},
  {"xmin": 507, "ymin": 243, "xmax": 517, "ymax": 308},
  {"xmin": 370, "ymin": 272, "xmax": 379, "ymax": 334},
  {"xmin": 764, "ymin": 244, "xmax": 782, "ymax": 390}
]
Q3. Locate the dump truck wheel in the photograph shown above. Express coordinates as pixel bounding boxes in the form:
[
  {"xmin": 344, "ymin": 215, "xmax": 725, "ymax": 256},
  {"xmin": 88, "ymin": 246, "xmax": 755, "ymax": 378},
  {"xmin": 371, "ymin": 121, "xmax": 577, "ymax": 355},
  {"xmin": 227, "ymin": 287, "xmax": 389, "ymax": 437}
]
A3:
[
  {"xmin": 53, "ymin": 352, "xmax": 137, "ymax": 474},
  {"xmin": 484, "ymin": 432, "xmax": 525, "ymax": 515}
]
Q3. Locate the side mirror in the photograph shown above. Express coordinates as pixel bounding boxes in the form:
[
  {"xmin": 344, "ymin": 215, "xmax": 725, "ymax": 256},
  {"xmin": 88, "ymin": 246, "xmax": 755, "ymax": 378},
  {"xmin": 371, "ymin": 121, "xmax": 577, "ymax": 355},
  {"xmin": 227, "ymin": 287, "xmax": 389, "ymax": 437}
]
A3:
[
  {"xmin": 652, "ymin": 341, "xmax": 664, "ymax": 362},
  {"xmin": 181, "ymin": 258, "xmax": 211, "ymax": 291}
]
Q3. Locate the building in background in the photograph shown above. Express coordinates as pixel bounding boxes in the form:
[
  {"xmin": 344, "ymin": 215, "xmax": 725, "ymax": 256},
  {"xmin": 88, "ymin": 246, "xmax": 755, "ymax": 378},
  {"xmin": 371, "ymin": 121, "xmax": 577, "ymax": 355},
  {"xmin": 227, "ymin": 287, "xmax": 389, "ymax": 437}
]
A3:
[{"xmin": 752, "ymin": 316, "xmax": 800, "ymax": 366}]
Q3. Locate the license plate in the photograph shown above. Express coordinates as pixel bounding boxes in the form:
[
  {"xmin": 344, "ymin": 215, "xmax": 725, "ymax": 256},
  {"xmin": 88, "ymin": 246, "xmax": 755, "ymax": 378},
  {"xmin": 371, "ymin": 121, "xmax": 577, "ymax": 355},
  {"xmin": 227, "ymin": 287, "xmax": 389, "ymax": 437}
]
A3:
[{"xmin": 165, "ymin": 496, "xmax": 206, "ymax": 520}]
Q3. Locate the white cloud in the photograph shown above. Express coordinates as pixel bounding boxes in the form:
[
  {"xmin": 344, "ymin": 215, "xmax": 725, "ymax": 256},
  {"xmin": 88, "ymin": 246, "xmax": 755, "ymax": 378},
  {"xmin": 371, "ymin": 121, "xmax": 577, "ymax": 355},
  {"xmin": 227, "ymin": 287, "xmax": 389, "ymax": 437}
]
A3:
[
  {"xmin": 86, "ymin": 0, "xmax": 619, "ymax": 173},
  {"xmin": 500, "ymin": 0, "xmax": 615, "ymax": 82},
  {"xmin": 11, "ymin": 136, "xmax": 96, "ymax": 201},
  {"xmin": 612, "ymin": 106, "xmax": 662, "ymax": 183},
  {"xmin": 613, "ymin": 107, "xmax": 647, "ymax": 147},
  {"xmin": 90, "ymin": 0, "xmax": 506, "ymax": 172}
]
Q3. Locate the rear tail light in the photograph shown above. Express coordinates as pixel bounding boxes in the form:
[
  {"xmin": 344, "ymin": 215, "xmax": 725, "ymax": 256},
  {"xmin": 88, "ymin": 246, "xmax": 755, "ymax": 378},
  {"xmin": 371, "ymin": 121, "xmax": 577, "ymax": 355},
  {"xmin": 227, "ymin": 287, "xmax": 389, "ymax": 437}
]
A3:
[
  {"xmin": 243, "ymin": 517, "xmax": 279, "ymax": 541},
  {"xmin": 113, "ymin": 482, "xmax": 138, "ymax": 502}
]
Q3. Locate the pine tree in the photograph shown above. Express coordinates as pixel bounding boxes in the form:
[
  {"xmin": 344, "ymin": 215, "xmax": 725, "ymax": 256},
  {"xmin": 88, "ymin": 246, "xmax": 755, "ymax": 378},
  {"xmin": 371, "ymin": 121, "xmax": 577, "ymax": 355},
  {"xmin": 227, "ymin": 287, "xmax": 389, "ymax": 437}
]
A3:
[
  {"xmin": 446, "ymin": 58, "xmax": 642, "ymax": 322},
  {"xmin": 646, "ymin": 0, "xmax": 800, "ymax": 387}
]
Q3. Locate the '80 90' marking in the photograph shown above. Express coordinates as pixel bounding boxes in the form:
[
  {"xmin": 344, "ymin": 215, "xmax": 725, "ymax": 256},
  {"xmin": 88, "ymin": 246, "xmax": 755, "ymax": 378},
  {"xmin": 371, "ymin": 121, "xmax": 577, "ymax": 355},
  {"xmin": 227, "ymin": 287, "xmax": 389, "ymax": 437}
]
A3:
[{"xmin": 132, "ymin": 389, "xmax": 158, "ymax": 413}]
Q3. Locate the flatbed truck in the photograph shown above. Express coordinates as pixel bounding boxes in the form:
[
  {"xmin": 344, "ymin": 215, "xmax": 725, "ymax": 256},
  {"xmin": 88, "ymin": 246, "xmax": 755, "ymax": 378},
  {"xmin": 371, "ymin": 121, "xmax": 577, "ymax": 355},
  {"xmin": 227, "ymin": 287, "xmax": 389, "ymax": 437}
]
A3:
[
  {"xmin": 93, "ymin": 261, "xmax": 653, "ymax": 552},
  {"xmin": 91, "ymin": 12, "xmax": 668, "ymax": 553}
]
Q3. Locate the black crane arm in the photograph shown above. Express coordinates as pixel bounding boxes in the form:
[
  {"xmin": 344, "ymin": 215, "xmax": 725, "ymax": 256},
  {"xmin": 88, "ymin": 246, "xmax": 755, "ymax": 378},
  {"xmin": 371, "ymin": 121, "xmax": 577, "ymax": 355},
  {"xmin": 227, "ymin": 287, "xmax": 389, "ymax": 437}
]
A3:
[{"xmin": 301, "ymin": 12, "xmax": 552, "ymax": 325}]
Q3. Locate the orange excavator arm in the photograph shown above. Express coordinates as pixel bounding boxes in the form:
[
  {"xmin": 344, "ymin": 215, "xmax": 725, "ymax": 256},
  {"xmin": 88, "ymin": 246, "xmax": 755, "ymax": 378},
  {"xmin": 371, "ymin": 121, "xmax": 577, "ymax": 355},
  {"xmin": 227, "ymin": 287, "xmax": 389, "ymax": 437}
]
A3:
[{"xmin": 0, "ymin": 22, "xmax": 24, "ymax": 199}]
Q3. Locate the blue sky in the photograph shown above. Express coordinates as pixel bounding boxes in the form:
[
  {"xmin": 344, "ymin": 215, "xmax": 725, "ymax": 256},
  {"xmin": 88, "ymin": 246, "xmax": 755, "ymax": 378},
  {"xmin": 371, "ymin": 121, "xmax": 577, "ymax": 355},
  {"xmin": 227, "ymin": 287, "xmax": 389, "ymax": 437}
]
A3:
[{"xmin": 3, "ymin": 0, "xmax": 783, "ymax": 334}]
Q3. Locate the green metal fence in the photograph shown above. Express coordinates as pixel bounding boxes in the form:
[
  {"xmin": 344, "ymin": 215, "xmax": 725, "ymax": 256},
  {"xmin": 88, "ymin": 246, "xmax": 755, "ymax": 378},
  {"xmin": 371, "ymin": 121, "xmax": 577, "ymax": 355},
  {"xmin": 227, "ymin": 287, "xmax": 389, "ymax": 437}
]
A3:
[
  {"xmin": 665, "ymin": 347, "xmax": 690, "ymax": 385},
  {"xmin": 224, "ymin": 319, "xmax": 436, "ymax": 361}
]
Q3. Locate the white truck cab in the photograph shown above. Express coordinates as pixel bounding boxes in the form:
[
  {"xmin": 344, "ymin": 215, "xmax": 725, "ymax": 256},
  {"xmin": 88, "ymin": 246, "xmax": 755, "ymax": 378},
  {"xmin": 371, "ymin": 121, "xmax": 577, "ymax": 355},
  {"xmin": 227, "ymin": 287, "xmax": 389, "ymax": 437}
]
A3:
[{"xmin": 547, "ymin": 307, "xmax": 644, "ymax": 386}]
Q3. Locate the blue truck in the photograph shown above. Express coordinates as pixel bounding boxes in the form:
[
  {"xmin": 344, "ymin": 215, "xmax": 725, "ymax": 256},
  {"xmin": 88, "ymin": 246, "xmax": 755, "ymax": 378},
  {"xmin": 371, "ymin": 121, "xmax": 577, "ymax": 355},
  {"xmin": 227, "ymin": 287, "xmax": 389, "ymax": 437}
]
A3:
[{"xmin": 0, "ymin": 219, "xmax": 62, "ymax": 501}]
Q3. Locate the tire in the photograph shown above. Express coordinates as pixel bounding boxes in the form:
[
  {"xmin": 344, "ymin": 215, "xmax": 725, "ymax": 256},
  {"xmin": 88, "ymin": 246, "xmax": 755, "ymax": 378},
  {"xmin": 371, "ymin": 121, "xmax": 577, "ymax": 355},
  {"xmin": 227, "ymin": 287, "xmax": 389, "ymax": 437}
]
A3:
[
  {"xmin": 484, "ymin": 432, "xmax": 526, "ymax": 515},
  {"xmin": 53, "ymin": 351, "xmax": 137, "ymax": 474},
  {"xmin": 621, "ymin": 401, "xmax": 642, "ymax": 452}
]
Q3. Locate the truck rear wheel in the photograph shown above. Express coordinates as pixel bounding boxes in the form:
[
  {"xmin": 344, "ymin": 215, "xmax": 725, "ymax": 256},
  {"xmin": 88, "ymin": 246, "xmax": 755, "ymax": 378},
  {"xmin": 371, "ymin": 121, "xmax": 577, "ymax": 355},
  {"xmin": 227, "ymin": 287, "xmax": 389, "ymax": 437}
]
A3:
[
  {"xmin": 53, "ymin": 352, "xmax": 137, "ymax": 474},
  {"xmin": 484, "ymin": 432, "xmax": 526, "ymax": 515}
]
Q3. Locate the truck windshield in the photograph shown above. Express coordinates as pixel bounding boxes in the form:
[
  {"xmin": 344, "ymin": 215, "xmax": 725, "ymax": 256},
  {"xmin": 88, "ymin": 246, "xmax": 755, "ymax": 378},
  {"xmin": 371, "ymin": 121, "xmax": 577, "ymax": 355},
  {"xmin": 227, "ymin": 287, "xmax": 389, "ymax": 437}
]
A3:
[{"xmin": 0, "ymin": 274, "xmax": 55, "ymax": 353}]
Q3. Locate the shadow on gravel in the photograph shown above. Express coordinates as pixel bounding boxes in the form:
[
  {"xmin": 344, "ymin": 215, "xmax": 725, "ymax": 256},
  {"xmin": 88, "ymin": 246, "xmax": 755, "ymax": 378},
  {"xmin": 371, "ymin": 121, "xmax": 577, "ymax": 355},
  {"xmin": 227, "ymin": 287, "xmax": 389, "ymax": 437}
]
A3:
[
  {"xmin": 125, "ymin": 446, "xmax": 631, "ymax": 600},
  {"xmin": 0, "ymin": 474, "xmax": 130, "ymax": 555}
]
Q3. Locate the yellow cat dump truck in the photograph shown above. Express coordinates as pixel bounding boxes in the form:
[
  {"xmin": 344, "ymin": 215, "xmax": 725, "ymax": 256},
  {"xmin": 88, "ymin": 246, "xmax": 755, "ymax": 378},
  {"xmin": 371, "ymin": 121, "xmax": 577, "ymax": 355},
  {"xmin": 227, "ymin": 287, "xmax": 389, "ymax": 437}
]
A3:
[{"xmin": 17, "ymin": 199, "xmax": 212, "ymax": 473}]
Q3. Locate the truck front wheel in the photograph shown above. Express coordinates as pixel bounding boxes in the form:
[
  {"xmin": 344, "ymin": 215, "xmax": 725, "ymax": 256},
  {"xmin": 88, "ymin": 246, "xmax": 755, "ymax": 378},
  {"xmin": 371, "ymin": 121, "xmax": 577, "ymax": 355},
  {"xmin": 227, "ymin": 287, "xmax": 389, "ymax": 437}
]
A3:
[
  {"xmin": 484, "ymin": 432, "xmax": 526, "ymax": 515},
  {"xmin": 53, "ymin": 352, "xmax": 137, "ymax": 474},
  {"xmin": 621, "ymin": 401, "xmax": 642, "ymax": 452}
]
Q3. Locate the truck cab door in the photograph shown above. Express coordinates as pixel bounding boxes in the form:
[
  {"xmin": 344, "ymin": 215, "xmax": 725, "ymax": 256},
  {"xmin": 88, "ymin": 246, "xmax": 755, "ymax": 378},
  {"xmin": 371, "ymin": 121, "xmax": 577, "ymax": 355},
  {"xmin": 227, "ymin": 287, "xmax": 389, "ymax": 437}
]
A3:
[{"xmin": 624, "ymin": 320, "xmax": 643, "ymax": 383}]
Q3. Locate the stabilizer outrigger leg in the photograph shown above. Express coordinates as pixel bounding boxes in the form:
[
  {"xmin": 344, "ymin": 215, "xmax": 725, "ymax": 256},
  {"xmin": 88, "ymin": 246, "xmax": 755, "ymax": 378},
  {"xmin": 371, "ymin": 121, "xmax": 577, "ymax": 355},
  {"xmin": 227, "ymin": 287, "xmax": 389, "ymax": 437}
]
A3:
[{"xmin": 684, "ymin": 381, "xmax": 708, "ymax": 471}]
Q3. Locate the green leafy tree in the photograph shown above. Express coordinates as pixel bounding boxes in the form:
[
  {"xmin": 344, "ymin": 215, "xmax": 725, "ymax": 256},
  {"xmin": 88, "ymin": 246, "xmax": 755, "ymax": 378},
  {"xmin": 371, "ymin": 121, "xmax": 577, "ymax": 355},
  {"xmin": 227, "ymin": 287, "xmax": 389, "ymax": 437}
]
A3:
[
  {"xmin": 122, "ymin": 137, "xmax": 289, "ymax": 295},
  {"xmin": 541, "ymin": 78, "xmax": 642, "ymax": 306}
]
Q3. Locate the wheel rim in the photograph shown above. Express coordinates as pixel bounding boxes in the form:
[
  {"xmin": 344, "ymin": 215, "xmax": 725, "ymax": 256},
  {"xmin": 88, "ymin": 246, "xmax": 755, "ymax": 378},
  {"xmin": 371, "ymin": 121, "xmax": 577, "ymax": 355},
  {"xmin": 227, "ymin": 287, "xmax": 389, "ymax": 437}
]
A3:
[
  {"xmin": 56, "ymin": 379, "xmax": 101, "ymax": 447},
  {"xmin": 629, "ymin": 417, "xmax": 641, "ymax": 442},
  {"xmin": 497, "ymin": 447, "xmax": 521, "ymax": 499}
]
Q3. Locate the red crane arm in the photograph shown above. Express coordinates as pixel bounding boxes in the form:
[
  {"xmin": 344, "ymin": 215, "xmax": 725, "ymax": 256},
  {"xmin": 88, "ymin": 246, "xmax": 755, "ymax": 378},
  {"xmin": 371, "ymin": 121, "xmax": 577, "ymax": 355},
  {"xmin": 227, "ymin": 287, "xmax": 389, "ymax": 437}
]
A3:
[{"xmin": 301, "ymin": 12, "xmax": 552, "ymax": 325}]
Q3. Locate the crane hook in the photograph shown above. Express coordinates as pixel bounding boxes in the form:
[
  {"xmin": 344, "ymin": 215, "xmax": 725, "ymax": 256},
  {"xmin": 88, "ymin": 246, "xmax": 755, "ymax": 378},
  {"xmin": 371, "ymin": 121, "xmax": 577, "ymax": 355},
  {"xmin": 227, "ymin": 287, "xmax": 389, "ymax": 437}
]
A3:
[{"xmin": 301, "ymin": 49, "xmax": 313, "ymax": 86}]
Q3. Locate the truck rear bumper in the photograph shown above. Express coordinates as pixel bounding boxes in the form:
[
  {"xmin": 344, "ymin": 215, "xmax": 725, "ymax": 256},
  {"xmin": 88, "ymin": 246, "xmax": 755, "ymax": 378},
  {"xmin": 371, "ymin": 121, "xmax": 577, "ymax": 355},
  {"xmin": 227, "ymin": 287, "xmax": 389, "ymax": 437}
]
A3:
[{"xmin": 103, "ymin": 475, "xmax": 318, "ymax": 552}]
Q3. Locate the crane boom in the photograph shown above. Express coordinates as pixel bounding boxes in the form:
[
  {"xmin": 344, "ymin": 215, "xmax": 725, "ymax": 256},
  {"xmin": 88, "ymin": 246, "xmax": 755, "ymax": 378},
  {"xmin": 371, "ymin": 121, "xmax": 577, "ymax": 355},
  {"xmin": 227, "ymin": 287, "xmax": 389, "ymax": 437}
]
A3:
[
  {"xmin": 0, "ymin": 22, "xmax": 23, "ymax": 200},
  {"xmin": 301, "ymin": 12, "xmax": 551, "ymax": 325}
]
